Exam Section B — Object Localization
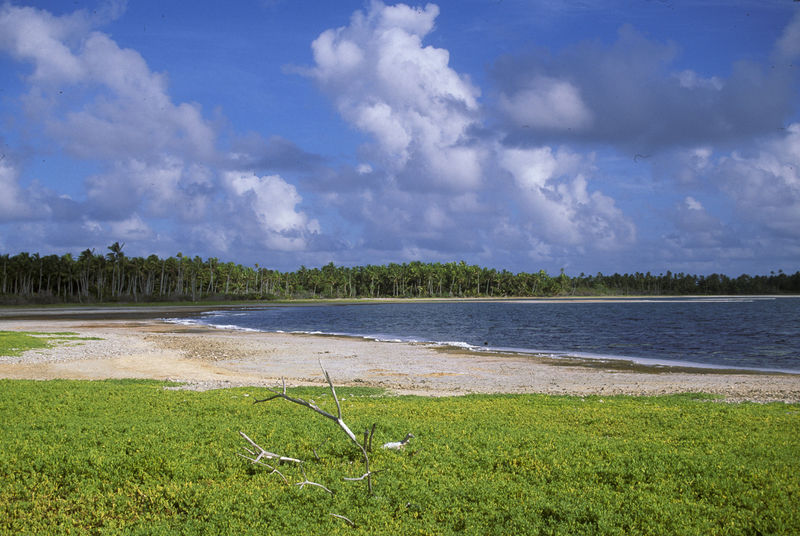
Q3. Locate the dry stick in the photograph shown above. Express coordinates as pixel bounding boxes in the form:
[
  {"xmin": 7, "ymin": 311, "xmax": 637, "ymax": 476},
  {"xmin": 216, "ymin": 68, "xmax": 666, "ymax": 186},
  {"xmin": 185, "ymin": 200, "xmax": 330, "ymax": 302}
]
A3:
[
  {"xmin": 329, "ymin": 513, "xmax": 356, "ymax": 527},
  {"xmin": 312, "ymin": 437, "xmax": 329, "ymax": 462},
  {"xmin": 236, "ymin": 452, "xmax": 288, "ymax": 484},
  {"xmin": 238, "ymin": 431, "xmax": 303, "ymax": 464},
  {"xmin": 368, "ymin": 423, "xmax": 377, "ymax": 453},
  {"xmin": 342, "ymin": 472, "xmax": 378, "ymax": 482},
  {"xmin": 237, "ymin": 431, "xmax": 304, "ymax": 485},
  {"xmin": 296, "ymin": 465, "xmax": 334, "ymax": 495},
  {"xmin": 255, "ymin": 364, "xmax": 374, "ymax": 494}
]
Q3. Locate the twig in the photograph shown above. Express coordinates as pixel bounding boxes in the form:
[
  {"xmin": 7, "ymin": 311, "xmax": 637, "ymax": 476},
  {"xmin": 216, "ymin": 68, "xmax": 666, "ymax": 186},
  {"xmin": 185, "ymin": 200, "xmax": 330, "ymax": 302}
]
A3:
[
  {"xmin": 238, "ymin": 431, "xmax": 303, "ymax": 464},
  {"xmin": 343, "ymin": 471, "xmax": 374, "ymax": 482},
  {"xmin": 330, "ymin": 513, "xmax": 356, "ymax": 527},
  {"xmin": 367, "ymin": 423, "xmax": 377, "ymax": 453},
  {"xmin": 296, "ymin": 465, "xmax": 334, "ymax": 495},
  {"xmin": 236, "ymin": 453, "xmax": 288, "ymax": 484},
  {"xmin": 312, "ymin": 437, "xmax": 329, "ymax": 462}
]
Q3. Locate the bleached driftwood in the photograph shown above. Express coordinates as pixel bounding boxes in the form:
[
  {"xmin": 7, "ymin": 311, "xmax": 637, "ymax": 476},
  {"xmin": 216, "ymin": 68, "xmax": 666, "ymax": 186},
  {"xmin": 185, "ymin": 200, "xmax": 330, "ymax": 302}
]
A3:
[
  {"xmin": 382, "ymin": 432, "xmax": 415, "ymax": 450},
  {"xmin": 254, "ymin": 363, "xmax": 375, "ymax": 494},
  {"xmin": 238, "ymin": 431, "xmax": 303, "ymax": 464},
  {"xmin": 296, "ymin": 465, "xmax": 334, "ymax": 495},
  {"xmin": 237, "ymin": 431, "xmax": 304, "ymax": 484},
  {"xmin": 330, "ymin": 513, "xmax": 356, "ymax": 527}
]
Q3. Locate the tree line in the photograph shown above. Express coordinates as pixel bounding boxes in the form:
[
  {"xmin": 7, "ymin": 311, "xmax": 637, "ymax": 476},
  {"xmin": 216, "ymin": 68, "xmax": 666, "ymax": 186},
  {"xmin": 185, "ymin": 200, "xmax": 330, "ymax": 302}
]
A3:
[{"xmin": 1, "ymin": 244, "xmax": 798, "ymax": 304}]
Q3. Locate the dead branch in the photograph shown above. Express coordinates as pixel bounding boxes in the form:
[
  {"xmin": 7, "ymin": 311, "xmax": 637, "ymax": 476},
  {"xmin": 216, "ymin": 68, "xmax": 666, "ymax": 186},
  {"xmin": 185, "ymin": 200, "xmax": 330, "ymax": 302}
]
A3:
[
  {"xmin": 237, "ymin": 453, "xmax": 288, "ymax": 484},
  {"xmin": 330, "ymin": 513, "xmax": 356, "ymax": 527},
  {"xmin": 255, "ymin": 363, "xmax": 374, "ymax": 494},
  {"xmin": 343, "ymin": 471, "xmax": 374, "ymax": 482},
  {"xmin": 365, "ymin": 423, "xmax": 377, "ymax": 453},
  {"xmin": 296, "ymin": 466, "xmax": 334, "ymax": 495},
  {"xmin": 239, "ymin": 431, "xmax": 303, "ymax": 464},
  {"xmin": 312, "ymin": 437, "xmax": 330, "ymax": 462},
  {"xmin": 254, "ymin": 371, "xmax": 358, "ymax": 445}
]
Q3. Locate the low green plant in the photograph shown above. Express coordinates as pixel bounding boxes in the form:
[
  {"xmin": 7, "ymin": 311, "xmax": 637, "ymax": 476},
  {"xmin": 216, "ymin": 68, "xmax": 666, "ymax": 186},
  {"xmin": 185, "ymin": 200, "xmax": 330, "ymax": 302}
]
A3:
[
  {"xmin": 0, "ymin": 331, "xmax": 101, "ymax": 357},
  {"xmin": 0, "ymin": 380, "xmax": 797, "ymax": 535}
]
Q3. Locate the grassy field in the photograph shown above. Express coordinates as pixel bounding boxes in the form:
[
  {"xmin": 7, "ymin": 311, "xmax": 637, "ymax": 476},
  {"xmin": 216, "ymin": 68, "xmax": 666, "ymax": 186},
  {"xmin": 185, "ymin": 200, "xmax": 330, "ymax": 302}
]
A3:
[{"xmin": 0, "ymin": 379, "xmax": 797, "ymax": 535}]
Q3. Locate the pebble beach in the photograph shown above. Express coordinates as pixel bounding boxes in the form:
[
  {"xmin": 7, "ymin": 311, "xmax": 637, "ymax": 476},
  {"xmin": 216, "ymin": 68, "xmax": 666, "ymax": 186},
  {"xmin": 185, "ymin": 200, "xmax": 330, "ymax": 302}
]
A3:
[{"xmin": 1, "ymin": 307, "xmax": 799, "ymax": 403}]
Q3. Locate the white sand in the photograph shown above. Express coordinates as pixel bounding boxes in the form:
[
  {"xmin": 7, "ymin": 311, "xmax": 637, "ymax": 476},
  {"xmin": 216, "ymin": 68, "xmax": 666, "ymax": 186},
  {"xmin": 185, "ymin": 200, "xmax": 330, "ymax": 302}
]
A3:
[{"xmin": 1, "ymin": 318, "xmax": 798, "ymax": 402}]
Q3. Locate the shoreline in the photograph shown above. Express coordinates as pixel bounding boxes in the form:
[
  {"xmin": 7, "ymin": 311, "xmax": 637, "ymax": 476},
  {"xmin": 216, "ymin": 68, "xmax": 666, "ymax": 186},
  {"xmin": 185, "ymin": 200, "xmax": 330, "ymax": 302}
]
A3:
[
  {"xmin": 1, "ymin": 314, "xmax": 799, "ymax": 402},
  {"xmin": 168, "ymin": 318, "xmax": 800, "ymax": 377}
]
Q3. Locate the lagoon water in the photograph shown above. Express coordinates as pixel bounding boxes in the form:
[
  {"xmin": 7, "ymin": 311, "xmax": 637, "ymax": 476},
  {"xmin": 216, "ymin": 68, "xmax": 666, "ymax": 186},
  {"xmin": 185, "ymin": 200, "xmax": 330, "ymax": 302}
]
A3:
[{"xmin": 179, "ymin": 297, "xmax": 800, "ymax": 374}]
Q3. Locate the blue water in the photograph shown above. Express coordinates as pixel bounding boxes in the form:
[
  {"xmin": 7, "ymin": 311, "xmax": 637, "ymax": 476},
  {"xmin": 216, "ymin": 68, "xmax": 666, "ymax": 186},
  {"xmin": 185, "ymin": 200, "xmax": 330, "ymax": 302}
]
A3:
[{"xmin": 177, "ymin": 297, "xmax": 800, "ymax": 373}]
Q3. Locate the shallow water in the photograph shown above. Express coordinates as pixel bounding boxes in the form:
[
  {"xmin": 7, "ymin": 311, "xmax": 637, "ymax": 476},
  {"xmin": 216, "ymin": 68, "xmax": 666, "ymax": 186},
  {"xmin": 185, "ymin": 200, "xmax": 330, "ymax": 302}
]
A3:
[{"xmin": 176, "ymin": 297, "xmax": 800, "ymax": 373}]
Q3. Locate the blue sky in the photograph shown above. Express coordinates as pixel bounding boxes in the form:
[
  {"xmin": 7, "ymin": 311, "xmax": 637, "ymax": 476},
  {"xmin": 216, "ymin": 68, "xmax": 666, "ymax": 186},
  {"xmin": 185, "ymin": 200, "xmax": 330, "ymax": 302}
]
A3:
[{"xmin": 1, "ymin": 0, "xmax": 798, "ymax": 275}]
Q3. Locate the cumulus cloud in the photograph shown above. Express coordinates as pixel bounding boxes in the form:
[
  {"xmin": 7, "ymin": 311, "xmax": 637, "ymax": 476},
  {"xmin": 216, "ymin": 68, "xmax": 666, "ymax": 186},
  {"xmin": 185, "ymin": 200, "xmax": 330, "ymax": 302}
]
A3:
[
  {"xmin": 499, "ymin": 146, "xmax": 635, "ymax": 249},
  {"xmin": 491, "ymin": 23, "xmax": 798, "ymax": 151},
  {"xmin": 498, "ymin": 76, "xmax": 593, "ymax": 131},
  {"xmin": 0, "ymin": 3, "xmax": 214, "ymax": 163},
  {"xmin": 302, "ymin": 2, "xmax": 641, "ymax": 265},
  {"xmin": 654, "ymin": 123, "xmax": 800, "ymax": 268},
  {"xmin": 715, "ymin": 124, "xmax": 800, "ymax": 238},
  {"xmin": 307, "ymin": 1, "xmax": 483, "ymax": 190},
  {"xmin": 0, "ymin": 160, "xmax": 35, "ymax": 221},
  {"xmin": 84, "ymin": 158, "xmax": 214, "ymax": 222},
  {"xmin": 668, "ymin": 196, "xmax": 728, "ymax": 249},
  {"xmin": 0, "ymin": 4, "xmax": 90, "ymax": 83},
  {"xmin": 223, "ymin": 171, "xmax": 320, "ymax": 251},
  {"xmin": 0, "ymin": 2, "xmax": 321, "ymax": 259},
  {"xmin": 775, "ymin": 11, "xmax": 800, "ymax": 61}
]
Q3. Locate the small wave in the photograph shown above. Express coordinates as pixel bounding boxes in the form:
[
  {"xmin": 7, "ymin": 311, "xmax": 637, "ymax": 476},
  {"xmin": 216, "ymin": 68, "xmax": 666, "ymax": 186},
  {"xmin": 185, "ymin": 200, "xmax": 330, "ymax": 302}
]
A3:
[
  {"xmin": 431, "ymin": 340, "xmax": 478, "ymax": 350},
  {"xmin": 168, "ymin": 317, "xmax": 260, "ymax": 333},
  {"xmin": 161, "ymin": 318, "xmax": 199, "ymax": 326},
  {"xmin": 204, "ymin": 323, "xmax": 260, "ymax": 332}
]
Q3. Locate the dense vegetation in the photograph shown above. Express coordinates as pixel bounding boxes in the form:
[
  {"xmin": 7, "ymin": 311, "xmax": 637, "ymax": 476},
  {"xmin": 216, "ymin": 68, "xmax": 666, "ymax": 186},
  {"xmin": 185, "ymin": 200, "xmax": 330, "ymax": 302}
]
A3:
[
  {"xmin": 0, "ymin": 379, "xmax": 797, "ymax": 535},
  {"xmin": 2, "ymin": 244, "xmax": 798, "ymax": 304}
]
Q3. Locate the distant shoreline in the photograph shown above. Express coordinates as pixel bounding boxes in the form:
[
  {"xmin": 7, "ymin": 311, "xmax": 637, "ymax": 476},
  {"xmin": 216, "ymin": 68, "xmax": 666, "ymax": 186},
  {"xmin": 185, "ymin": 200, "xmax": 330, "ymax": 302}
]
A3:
[{"xmin": 2, "ymin": 294, "xmax": 797, "ymax": 320}]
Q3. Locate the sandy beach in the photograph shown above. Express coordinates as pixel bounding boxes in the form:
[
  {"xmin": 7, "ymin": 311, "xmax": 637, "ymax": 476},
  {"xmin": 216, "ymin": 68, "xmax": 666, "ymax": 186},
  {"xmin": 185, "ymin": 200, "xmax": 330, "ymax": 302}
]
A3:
[{"xmin": 1, "ymin": 309, "xmax": 799, "ymax": 402}]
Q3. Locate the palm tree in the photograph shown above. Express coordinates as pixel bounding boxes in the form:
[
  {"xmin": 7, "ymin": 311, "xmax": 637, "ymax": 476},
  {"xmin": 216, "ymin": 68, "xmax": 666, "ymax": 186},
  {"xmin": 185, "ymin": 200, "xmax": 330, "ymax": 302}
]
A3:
[{"xmin": 106, "ymin": 242, "xmax": 125, "ymax": 298}]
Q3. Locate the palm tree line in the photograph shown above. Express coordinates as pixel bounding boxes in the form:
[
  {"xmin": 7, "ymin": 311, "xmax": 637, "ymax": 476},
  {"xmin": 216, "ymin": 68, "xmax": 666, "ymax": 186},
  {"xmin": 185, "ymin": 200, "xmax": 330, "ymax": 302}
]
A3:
[{"xmin": 1, "ymin": 243, "xmax": 798, "ymax": 304}]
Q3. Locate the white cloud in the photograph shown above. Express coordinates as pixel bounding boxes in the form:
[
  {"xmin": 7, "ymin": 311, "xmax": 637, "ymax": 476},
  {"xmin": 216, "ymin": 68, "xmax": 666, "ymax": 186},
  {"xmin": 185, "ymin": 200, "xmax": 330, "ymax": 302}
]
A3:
[
  {"xmin": 675, "ymin": 70, "xmax": 722, "ymax": 91},
  {"xmin": 499, "ymin": 76, "xmax": 593, "ymax": 131},
  {"xmin": 0, "ymin": 161, "xmax": 35, "ymax": 221},
  {"xmin": 776, "ymin": 11, "xmax": 800, "ymax": 60},
  {"xmin": 223, "ymin": 171, "xmax": 320, "ymax": 251},
  {"xmin": 307, "ymin": 3, "xmax": 639, "ymax": 261},
  {"xmin": 499, "ymin": 146, "xmax": 635, "ymax": 248},
  {"xmin": 0, "ymin": 4, "xmax": 89, "ymax": 83},
  {"xmin": 684, "ymin": 196, "xmax": 703, "ymax": 211},
  {"xmin": 716, "ymin": 124, "xmax": 800, "ymax": 237},
  {"xmin": 0, "ymin": 3, "xmax": 328, "ymax": 261},
  {"xmin": 308, "ymin": 1, "xmax": 482, "ymax": 190},
  {"xmin": 0, "ymin": 4, "xmax": 216, "ymax": 164},
  {"xmin": 84, "ymin": 158, "xmax": 215, "ymax": 222},
  {"xmin": 107, "ymin": 213, "xmax": 152, "ymax": 241}
]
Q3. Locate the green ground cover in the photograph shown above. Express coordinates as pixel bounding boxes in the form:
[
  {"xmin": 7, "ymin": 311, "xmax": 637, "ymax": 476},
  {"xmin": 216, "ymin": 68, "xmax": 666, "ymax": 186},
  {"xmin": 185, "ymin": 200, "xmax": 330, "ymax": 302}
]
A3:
[
  {"xmin": 0, "ymin": 380, "xmax": 797, "ymax": 535},
  {"xmin": 0, "ymin": 331, "xmax": 102, "ymax": 357}
]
